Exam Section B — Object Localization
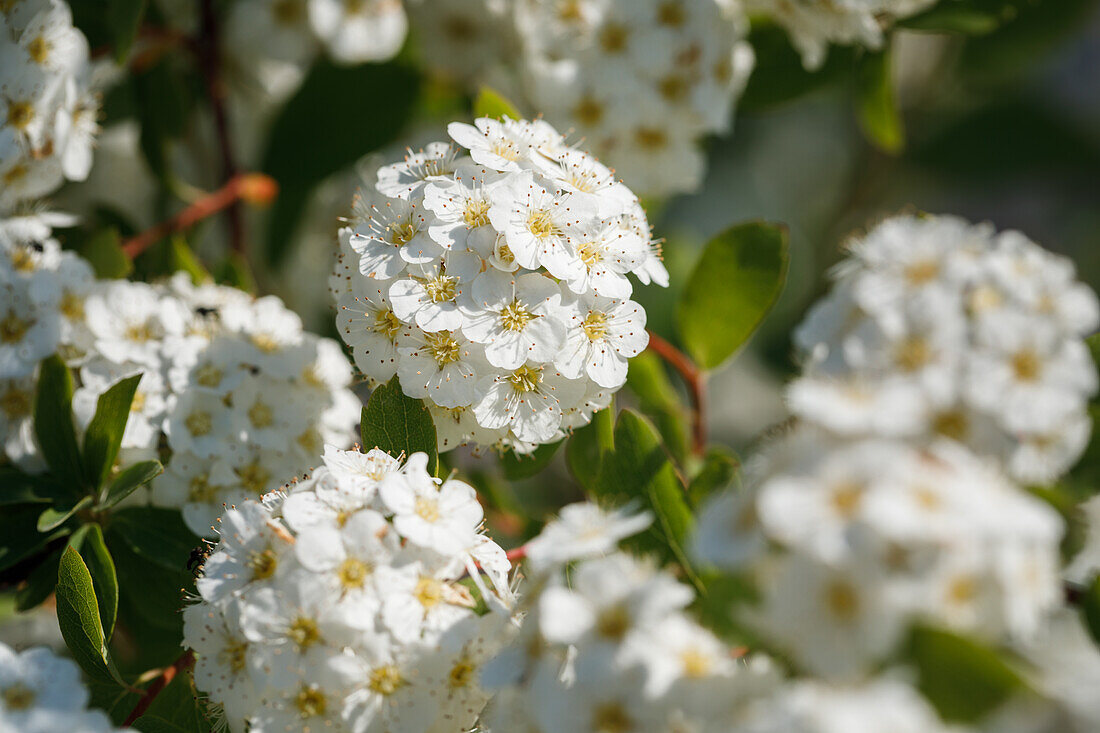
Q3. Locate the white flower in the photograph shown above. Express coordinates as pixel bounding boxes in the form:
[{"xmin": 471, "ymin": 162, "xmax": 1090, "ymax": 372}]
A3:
[
  {"xmin": 556, "ymin": 293, "xmax": 647, "ymax": 388},
  {"xmin": 349, "ymin": 196, "xmax": 442, "ymax": 280},
  {"xmin": 0, "ymin": 279, "xmax": 58, "ymax": 378},
  {"xmin": 84, "ymin": 280, "xmax": 184, "ymax": 367},
  {"xmin": 447, "ymin": 117, "xmax": 564, "ymax": 173},
  {"xmin": 336, "ymin": 279, "xmax": 405, "ymax": 382},
  {"xmin": 308, "ymin": 0, "xmax": 408, "ymax": 64},
  {"xmin": 525, "ymin": 501, "xmax": 653, "ymax": 572},
  {"xmin": 376, "ymin": 141, "xmax": 461, "ymax": 200},
  {"xmin": 388, "ymin": 264, "xmax": 467, "ymax": 333},
  {"xmin": 459, "ymin": 270, "xmax": 566, "ymax": 370},
  {"xmin": 472, "ymin": 362, "xmax": 584, "ymax": 444},
  {"xmin": 322, "ymin": 444, "xmax": 402, "ymax": 496},
  {"xmin": 379, "ymin": 456, "xmax": 483, "ymax": 556},
  {"xmin": 396, "ymin": 327, "xmax": 484, "ymax": 408}
]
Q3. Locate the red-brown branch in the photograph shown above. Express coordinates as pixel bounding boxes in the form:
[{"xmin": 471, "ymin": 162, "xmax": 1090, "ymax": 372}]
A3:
[
  {"xmin": 121, "ymin": 173, "xmax": 278, "ymax": 258},
  {"xmin": 505, "ymin": 545, "xmax": 527, "ymax": 562},
  {"xmin": 197, "ymin": 0, "xmax": 245, "ymax": 254},
  {"xmin": 122, "ymin": 650, "xmax": 195, "ymax": 726},
  {"xmin": 646, "ymin": 330, "xmax": 707, "ymax": 456}
]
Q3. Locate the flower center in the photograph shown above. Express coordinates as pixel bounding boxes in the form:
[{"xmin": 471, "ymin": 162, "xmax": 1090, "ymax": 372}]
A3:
[
  {"xmin": 904, "ymin": 260, "xmax": 940, "ymax": 285},
  {"xmin": 824, "ymin": 581, "xmax": 860, "ymax": 621},
  {"xmin": 592, "ymin": 702, "xmax": 633, "ymax": 733},
  {"xmin": 490, "ymin": 139, "xmax": 520, "ymax": 161},
  {"xmin": 1, "ymin": 683, "xmax": 35, "ymax": 710},
  {"xmin": 248, "ymin": 400, "xmax": 274, "ymax": 429},
  {"xmin": 415, "ymin": 576, "xmax": 444, "ymax": 608},
  {"xmin": 0, "ymin": 313, "xmax": 31, "ymax": 343},
  {"xmin": 374, "ymin": 308, "xmax": 404, "ymax": 341},
  {"xmin": 236, "ymin": 462, "xmax": 271, "ymax": 494},
  {"xmin": 595, "ymin": 605, "xmax": 631, "ymax": 640},
  {"xmin": 248, "ymin": 548, "xmax": 278, "ymax": 580},
  {"xmin": 368, "ymin": 665, "xmax": 404, "ymax": 696},
  {"xmin": 6, "ymin": 101, "xmax": 33, "ymax": 130},
  {"xmin": 894, "ymin": 335, "xmax": 930, "ymax": 371},
  {"xmin": 338, "ymin": 557, "xmax": 372, "ymax": 589},
  {"xmin": 463, "ymin": 198, "xmax": 491, "ymax": 228},
  {"xmin": 507, "ymin": 365, "xmax": 542, "ymax": 393},
  {"xmin": 4, "ymin": 164, "xmax": 28, "ymax": 184},
  {"xmin": 125, "ymin": 322, "xmax": 155, "ymax": 343},
  {"xmin": 294, "ymin": 685, "xmax": 326, "ymax": 718},
  {"xmin": 414, "ymin": 496, "xmax": 440, "ymax": 522},
  {"xmin": 27, "ymin": 36, "xmax": 51, "ymax": 64},
  {"xmin": 829, "ymin": 481, "xmax": 864, "ymax": 519},
  {"xmin": 195, "ymin": 363, "xmax": 223, "ymax": 388},
  {"xmin": 271, "ymin": 0, "xmax": 304, "ymax": 24},
  {"xmin": 495, "ymin": 240, "xmax": 516, "ymax": 265},
  {"xmin": 60, "ymin": 292, "xmax": 84, "ymax": 319},
  {"xmin": 288, "ymin": 616, "xmax": 322, "ymax": 649},
  {"xmin": 932, "ymin": 410, "xmax": 968, "ymax": 440},
  {"xmin": 0, "ymin": 386, "xmax": 31, "ymax": 418},
  {"xmin": 425, "ymin": 331, "xmax": 461, "ymax": 366},
  {"xmin": 424, "ymin": 275, "xmax": 457, "ymax": 303},
  {"xmin": 657, "ymin": 1, "xmax": 686, "ymax": 26},
  {"xmin": 389, "ymin": 219, "xmax": 418, "ymax": 247},
  {"xmin": 526, "ymin": 208, "xmax": 560, "ymax": 240},
  {"xmin": 10, "ymin": 247, "xmax": 34, "ymax": 272},
  {"xmin": 599, "ymin": 23, "xmax": 629, "ymax": 53},
  {"xmin": 573, "ymin": 96, "xmax": 604, "ymax": 126},
  {"xmin": 582, "ymin": 311, "xmax": 608, "ymax": 341},
  {"xmin": 947, "ymin": 575, "xmax": 977, "ymax": 606},
  {"xmin": 188, "ymin": 476, "xmax": 217, "ymax": 504},
  {"xmin": 634, "ymin": 127, "xmax": 667, "ymax": 150},
  {"xmin": 578, "ymin": 241, "xmax": 602, "ymax": 268},
  {"xmin": 251, "ymin": 333, "xmax": 281, "ymax": 353},
  {"xmin": 221, "ymin": 639, "xmax": 248, "ymax": 673},
  {"xmin": 1012, "ymin": 349, "xmax": 1041, "ymax": 382},
  {"xmin": 449, "ymin": 657, "xmax": 475, "ymax": 688},
  {"xmin": 499, "ymin": 299, "xmax": 535, "ymax": 332},
  {"xmin": 185, "ymin": 410, "xmax": 212, "ymax": 437},
  {"xmin": 680, "ymin": 648, "xmax": 712, "ymax": 678}
]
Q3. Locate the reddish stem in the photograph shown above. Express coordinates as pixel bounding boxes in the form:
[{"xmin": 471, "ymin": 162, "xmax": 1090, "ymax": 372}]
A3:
[
  {"xmin": 121, "ymin": 173, "xmax": 278, "ymax": 258},
  {"xmin": 646, "ymin": 330, "xmax": 707, "ymax": 457},
  {"xmin": 505, "ymin": 545, "xmax": 527, "ymax": 562},
  {"xmin": 122, "ymin": 650, "xmax": 195, "ymax": 726}
]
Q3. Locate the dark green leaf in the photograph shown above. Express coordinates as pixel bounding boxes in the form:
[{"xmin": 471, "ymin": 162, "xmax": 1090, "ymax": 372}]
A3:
[
  {"xmin": 473, "ymin": 86, "xmax": 522, "ymax": 120},
  {"xmin": 263, "ymin": 59, "xmax": 421, "ymax": 264},
  {"xmin": 37, "ymin": 496, "xmax": 93, "ymax": 532},
  {"xmin": 900, "ymin": 5, "xmax": 1003, "ymax": 34},
  {"xmin": 214, "ymin": 252, "xmax": 256, "ymax": 294},
  {"xmin": 135, "ymin": 667, "xmax": 207, "ymax": 732},
  {"xmin": 15, "ymin": 546, "xmax": 62, "ymax": 612},
  {"xmin": 82, "ymin": 374, "xmax": 142, "ymax": 489},
  {"xmin": 106, "ymin": 0, "xmax": 147, "ymax": 62},
  {"xmin": 133, "ymin": 58, "xmax": 192, "ymax": 183},
  {"xmin": 687, "ymin": 447, "xmax": 739, "ymax": 507},
  {"xmin": 80, "ymin": 228, "xmax": 133, "ymax": 279},
  {"xmin": 111, "ymin": 507, "xmax": 200, "ymax": 570},
  {"xmin": 34, "ymin": 355, "xmax": 85, "ymax": 493},
  {"xmin": 501, "ymin": 440, "xmax": 563, "ymax": 480},
  {"xmin": 110, "ymin": 536, "xmax": 190, "ymax": 633},
  {"xmin": 78, "ymin": 524, "xmax": 119, "ymax": 643},
  {"xmin": 1081, "ymin": 575, "xmax": 1100, "ymax": 648},
  {"xmin": 855, "ymin": 49, "xmax": 904, "ymax": 154},
  {"xmin": 907, "ymin": 626, "xmax": 1024, "ymax": 722},
  {"xmin": 361, "ymin": 376, "xmax": 438, "ymax": 475},
  {"xmin": 102, "ymin": 460, "xmax": 164, "ymax": 509},
  {"xmin": 0, "ymin": 467, "xmax": 51, "ymax": 505},
  {"xmin": 626, "ymin": 352, "xmax": 690, "ymax": 465},
  {"xmin": 56, "ymin": 547, "xmax": 118, "ymax": 685},
  {"xmin": 0, "ymin": 506, "xmax": 66, "ymax": 572},
  {"xmin": 676, "ymin": 222, "xmax": 789, "ymax": 370},
  {"xmin": 566, "ymin": 418, "xmax": 602, "ymax": 493},
  {"xmin": 739, "ymin": 22, "xmax": 857, "ymax": 111},
  {"xmin": 595, "ymin": 410, "xmax": 698, "ymax": 586}
]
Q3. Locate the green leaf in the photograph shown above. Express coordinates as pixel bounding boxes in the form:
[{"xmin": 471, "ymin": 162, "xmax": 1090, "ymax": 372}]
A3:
[
  {"xmin": 899, "ymin": 5, "xmax": 1003, "ymax": 34},
  {"xmin": 566, "ymin": 419, "xmax": 603, "ymax": 492},
  {"xmin": 80, "ymin": 228, "xmax": 133, "ymax": 279},
  {"xmin": 135, "ymin": 667, "xmax": 207, "ymax": 732},
  {"xmin": 83, "ymin": 374, "xmax": 142, "ymax": 490},
  {"xmin": 101, "ymin": 460, "xmax": 164, "ymax": 509},
  {"xmin": 106, "ymin": 0, "xmax": 146, "ymax": 62},
  {"xmin": 1081, "ymin": 575, "xmax": 1100, "ymax": 647},
  {"xmin": 676, "ymin": 222, "xmax": 789, "ymax": 370},
  {"xmin": 111, "ymin": 507, "xmax": 200, "ymax": 570},
  {"xmin": 0, "ymin": 467, "xmax": 51, "ymax": 505},
  {"xmin": 907, "ymin": 626, "xmax": 1024, "ymax": 722},
  {"xmin": 214, "ymin": 252, "xmax": 256, "ymax": 294},
  {"xmin": 687, "ymin": 447, "xmax": 739, "ymax": 507},
  {"xmin": 739, "ymin": 22, "xmax": 858, "ymax": 111},
  {"xmin": 77, "ymin": 524, "xmax": 119, "ymax": 643},
  {"xmin": 110, "ymin": 537, "xmax": 191, "ymax": 633},
  {"xmin": 501, "ymin": 440, "xmax": 563, "ymax": 480},
  {"xmin": 34, "ymin": 355, "xmax": 85, "ymax": 492},
  {"xmin": 473, "ymin": 86, "xmax": 521, "ymax": 120},
  {"xmin": 15, "ymin": 546, "xmax": 63, "ymax": 612},
  {"xmin": 855, "ymin": 49, "xmax": 904, "ymax": 154},
  {"xmin": 55, "ymin": 547, "xmax": 120, "ymax": 685},
  {"xmin": 595, "ymin": 410, "xmax": 698, "ymax": 586},
  {"xmin": 168, "ymin": 235, "xmax": 209, "ymax": 284},
  {"xmin": 0, "ymin": 506, "xmax": 67, "ymax": 572},
  {"xmin": 37, "ymin": 496, "xmax": 93, "ymax": 532},
  {"xmin": 361, "ymin": 376, "xmax": 438, "ymax": 475},
  {"xmin": 626, "ymin": 351, "xmax": 690, "ymax": 465},
  {"xmin": 263, "ymin": 59, "xmax": 421, "ymax": 265}
]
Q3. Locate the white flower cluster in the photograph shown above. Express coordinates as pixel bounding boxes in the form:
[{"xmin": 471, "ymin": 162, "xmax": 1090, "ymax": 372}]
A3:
[
  {"xmin": 0, "ymin": 642, "xmax": 133, "ymax": 733},
  {"xmin": 332, "ymin": 116, "xmax": 661, "ymax": 454},
  {"xmin": 1, "ymin": 0, "xmax": 98, "ymax": 211},
  {"xmin": 790, "ymin": 214, "xmax": 1099, "ymax": 485},
  {"xmin": 695, "ymin": 428, "xmax": 1064, "ymax": 680},
  {"xmin": 745, "ymin": 0, "xmax": 937, "ymax": 70},
  {"xmin": 513, "ymin": 0, "xmax": 755, "ymax": 196},
  {"xmin": 0, "ymin": 212, "xmax": 94, "ymax": 471},
  {"xmin": 184, "ymin": 447, "xmax": 513, "ymax": 733},
  {"xmin": 478, "ymin": 501, "xmax": 782, "ymax": 732}
]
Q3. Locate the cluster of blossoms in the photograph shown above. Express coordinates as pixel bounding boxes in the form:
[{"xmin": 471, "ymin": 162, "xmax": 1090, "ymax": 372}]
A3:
[
  {"xmin": 0, "ymin": 214, "xmax": 359, "ymax": 536},
  {"xmin": 512, "ymin": 0, "xmax": 754, "ymax": 196},
  {"xmin": 0, "ymin": 642, "xmax": 132, "ymax": 732},
  {"xmin": 745, "ymin": 0, "xmax": 937, "ymax": 70},
  {"xmin": 1, "ymin": 0, "xmax": 98, "ymax": 211},
  {"xmin": 183, "ymin": 447, "xmax": 514, "ymax": 732},
  {"xmin": 331, "ymin": 116, "xmax": 662, "ymax": 454},
  {"xmin": 695, "ymin": 428, "xmax": 1064, "ymax": 680},
  {"xmin": 789, "ymin": 214, "xmax": 1099, "ymax": 485}
]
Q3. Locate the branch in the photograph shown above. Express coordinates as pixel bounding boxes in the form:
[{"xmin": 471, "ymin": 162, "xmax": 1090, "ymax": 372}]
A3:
[
  {"xmin": 196, "ymin": 0, "xmax": 245, "ymax": 254},
  {"xmin": 121, "ymin": 173, "xmax": 277, "ymax": 258},
  {"xmin": 646, "ymin": 330, "xmax": 707, "ymax": 457},
  {"xmin": 122, "ymin": 650, "xmax": 195, "ymax": 726},
  {"xmin": 505, "ymin": 545, "xmax": 527, "ymax": 562}
]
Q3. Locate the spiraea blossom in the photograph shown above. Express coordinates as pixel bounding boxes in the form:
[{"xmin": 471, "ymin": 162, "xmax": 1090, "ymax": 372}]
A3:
[
  {"xmin": 745, "ymin": 0, "xmax": 938, "ymax": 70},
  {"xmin": 332, "ymin": 116, "xmax": 661, "ymax": 454},
  {"xmin": 480, "ymin": 501, "xmax": 783, "ymax": 732},
  {"xmin": 0, "ymin": 642, "xmax": 134, "ymax": 732},
  {"xmin": 513, "ymin": 0, "xmax": 755, "ymax": 196},
  {"xmin": 693, "ymin": 427, "xmax": 1064, "ymax": 680},
  {"xmin": 0, "ymin": 0, "xmax": 99, "ymax": 211},
  {"xmin": 183, "ymin": 447, "xmax": 514, "ymax": 733},
  {"xmin": 789, "ymin": 214, "xmax": 1099, "ymax": 485}
]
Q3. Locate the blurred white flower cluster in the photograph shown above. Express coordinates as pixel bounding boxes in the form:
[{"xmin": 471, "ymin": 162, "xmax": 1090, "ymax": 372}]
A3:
[
  {"xmin": 0, "ymin": 642, "xmax": 133, "ymax": 733},
  {"xmin": 512, "ymin": 0, "xmax": 754, "ymax": 196},
  {"xmin": 695, "ymin": 428, "xmax": 1064, "ymax": 679},
  {"xmin": 745, "ymin": 0, "xmax": 937, "ymax": 69},
  {"xmin": 0, "ymin": 214, "xmax": 359, "ymax": 536},
  {"xmin": 790, "ymin": 214, "xmax": 1099, "ymax": 485},
  {"xmin": 332, "ymin": 116, "xmax": 661, "ymax": 454},
  {"xmin": 0, "ymin": 0, "xmax": 98, "ymax": 211},
  {"xmin": 184, "ymin": 447, "xmax": 513, "ymax": 733}
]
